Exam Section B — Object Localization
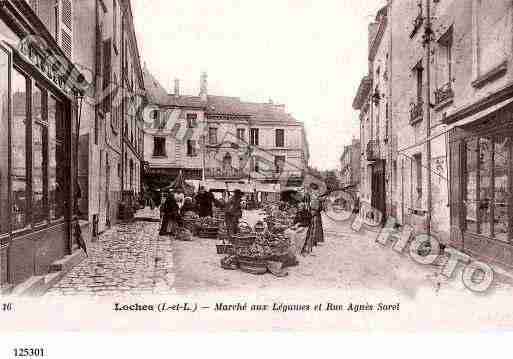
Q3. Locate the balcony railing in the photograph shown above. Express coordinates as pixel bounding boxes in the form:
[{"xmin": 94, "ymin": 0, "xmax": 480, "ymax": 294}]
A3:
[
  {"xmin": 434, "ymin": 82, "xmax": 454, "ymax": 105},
  {"xmin": 205, "ymin": 167, "xmax": 247, "ymax": 180},
  {"xmin": 409, "ymin": 100, "xmax": 423, "ymax": 125},
  {"xmin": 366, "ymin": 140, "xmax": 380, "ymax": 161}
]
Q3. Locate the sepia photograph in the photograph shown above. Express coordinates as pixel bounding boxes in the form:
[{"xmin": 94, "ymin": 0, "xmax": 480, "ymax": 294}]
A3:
[{"xmin": 1, "ymin": 0, "xmax": 513, "ymax": 342}]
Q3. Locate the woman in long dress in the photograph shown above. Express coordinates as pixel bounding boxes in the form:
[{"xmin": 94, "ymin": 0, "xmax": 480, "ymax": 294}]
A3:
[
  {"xmin": 302, "ymin": 183, "xmax": 325, "ymax": 254},
  {"xmin": 159, "ymin": 192, "xmax": 182, "ymax": 236}
]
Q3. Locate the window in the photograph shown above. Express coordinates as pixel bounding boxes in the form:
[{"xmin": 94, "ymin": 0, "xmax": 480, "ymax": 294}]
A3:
[
  {"xmin": 62, "ymin": 0, "xmax": 72, "ymax": 30},
  {"xmin": 208, "ymin": 127, "xmax": 218, "ymax": 145},
  {"xmin": 275, "ymin": 129, "xmax": 285, "ymax": 147},
  {"xmin": 117, "ymin": 163, "xmax": 121, "ymax": 178},
  {"xmin": 12, "ymin": 69, "xmax": 28, "ymax": 231},
  {"xmin": 54, "ymin": 1, "xmax": 59, "ymax": 40},
  {"xmin": 275, "ymin": 155, "xmax": 286, "ymax": 173},
  {"xmin": 102, "ymin": 38, "xmax": 112, "ymax": 113},
  {"xmin": 222, "ymin": 153, "xmax": 232, "ymax": 171},
  {"xmin": 415, "ymin": 64, "xmax": 423, "ymax": 104},
  {"xmin": 410, "ymin": 62, "xmax": 424, "ymax": 124},
  {"xmin": 129, "ymin": 159, "xmax": 133, "ymax": 190},
  {"xmin": 435, "ymin": 27, "xmax": 454, "ymax": 104},
  {"xmin": 250, "ymin": 128, "xmax": 259, "ymax": 146},
  {"xmin": 186, "ymin": 113, "xmax": 197, "ymax": 128},
  {"xmin": 48, "ymin": 95, "xmax": 65, "ymax": 221},
  {"xmin": 237, "ymin": 128, "xmax": 245, "ymax": 142},
  {"xmin": 32, "ymin": 85, "xmax": 48, "ymax": 224},
  {"xmin": 187, "ymin": 140, "xmax": 197, "ymax": 157},
  {"xmin": 113, "ymin": 0, "xmax": 117, "ymax": 51},
  {"xmin": 464, "ymin": 134, "xmax": 513, "ymax": 242},
  {"xmin": 413, "ymin": 153, "xmax": 422, "ymax": 208},
  {"xmin": 153, "ymin": 137, "xmax": 166, "ymax": 157},
  {"xmin": 253, "ymin": 159, "xmax": 260, "ymax": 173},
  {"xmin": 473, "ymin": 0, "xmax": 509, "ymax": 82},
  {"xmin": 0, "ymin": 47, "xmax": 9, "ymax": 234}
]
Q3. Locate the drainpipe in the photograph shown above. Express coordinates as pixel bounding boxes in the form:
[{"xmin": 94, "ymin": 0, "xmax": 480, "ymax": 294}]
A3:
[
  {"xmin": 424, "ymin": 0, "xmax": 433, "ymax": 236},
  {"xmin": 387, "ymin": 0, "xmax": 393, "ymax": 218}
]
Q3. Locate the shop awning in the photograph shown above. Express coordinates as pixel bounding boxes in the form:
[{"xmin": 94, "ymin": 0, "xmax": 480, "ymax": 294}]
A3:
[
  {"xmin": 203, "ymin": 180, "xmax": 229, "ymax": 191},
  {"xmin": 254, "ymin": 182, "xmax": 281, "ymax": 193},
  {"xmin": 226, "ymin": 182, "xmax": 253, "ymax": 193}
]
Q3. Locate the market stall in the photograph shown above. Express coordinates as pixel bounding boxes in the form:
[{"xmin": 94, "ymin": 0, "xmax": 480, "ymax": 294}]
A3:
[{"xmin": 218, "ymin": 201, "xmax": 307, "ymax": 277}]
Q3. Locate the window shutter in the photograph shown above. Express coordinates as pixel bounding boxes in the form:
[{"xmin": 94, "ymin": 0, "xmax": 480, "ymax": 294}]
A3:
[
  {"xmin": 102, "ymin": 39, "xmax": 112, "ymax": 113},
  {"xmin": 62, "ymin": 0, "xmax": 72, "ymax": 30}
]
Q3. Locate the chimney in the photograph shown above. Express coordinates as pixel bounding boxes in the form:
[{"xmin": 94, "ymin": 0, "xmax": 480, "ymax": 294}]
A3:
[
  {"xmin": 174, "ymin": 78, "xmax": 180, "ymax": 97},
  {"xmin": 200, "ymin": 71, "xmax": 208, "ymax": 101}
]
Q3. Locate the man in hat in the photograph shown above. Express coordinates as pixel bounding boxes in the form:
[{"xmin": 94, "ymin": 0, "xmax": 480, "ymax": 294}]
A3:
[{"xmin": 225, "ymin": 189, "xmax": 243, "ymax": 237}]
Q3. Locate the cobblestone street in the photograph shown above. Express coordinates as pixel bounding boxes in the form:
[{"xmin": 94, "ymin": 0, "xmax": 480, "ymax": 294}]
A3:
[
  {"xmin": 44, "ymin": 208, "xmax": 513, "ymax": 298},
  {"xmin": 45, "ymin": 210, "xmax": 175, "ymax": 297}
]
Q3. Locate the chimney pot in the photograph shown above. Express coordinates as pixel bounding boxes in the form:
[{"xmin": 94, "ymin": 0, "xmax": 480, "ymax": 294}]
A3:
[
  {"xmin": 174, "ymin": 78, "xmax": 180, "ymax": 97},
  {"xmin": 200, "ymin": 71, "xmax": 208, "ymax": 101}
]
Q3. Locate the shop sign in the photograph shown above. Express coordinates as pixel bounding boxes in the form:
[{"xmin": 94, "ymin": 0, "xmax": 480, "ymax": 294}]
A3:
[{"xmin": 17, "ymin": 36, "xmax": 86, "ymax": 96}]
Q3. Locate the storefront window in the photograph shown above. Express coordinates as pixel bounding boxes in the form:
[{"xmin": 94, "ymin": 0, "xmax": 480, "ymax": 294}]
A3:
[
  {"xmin": 48, "ymin": 95, "xmax": 65, "ymax": 220},
  {"xmin": 479, "ymin": 137, "xmax": 493, "ymax": 236},
  {"xmin": 465, "ymin": 134, "xmax": 512, "ymax": 242},
  {"xmin": 0, "ymin": 47, "xmax": 9, "ymax": 234},
  {"xmin": 11, "ymin": 68, "xmax": 28, "ymax": 231},
  {"xmin": 494, "ymin": 135, "xmax": 511, "ymax": 242},
  {"xmin": 32, "ymin": 85, "xmax": 48, "ymax": 224},
  {"xmin": 465, "ymin": 137, "xmax": 478, "ymax": 233}
]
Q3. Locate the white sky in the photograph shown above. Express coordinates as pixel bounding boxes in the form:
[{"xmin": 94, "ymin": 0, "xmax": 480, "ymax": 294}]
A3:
[{"xmin": 131, "ymin": 0, "xmax": 387, "ymax": 170}]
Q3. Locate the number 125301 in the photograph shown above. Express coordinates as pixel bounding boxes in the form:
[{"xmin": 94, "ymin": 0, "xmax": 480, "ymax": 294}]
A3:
[{"xmin": 13, "ymin": 348, "xmax": 45, "ymax": 357}]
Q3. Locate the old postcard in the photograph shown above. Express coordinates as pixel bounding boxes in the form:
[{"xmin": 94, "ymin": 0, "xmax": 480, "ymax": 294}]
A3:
[{"xmin": 1, "ymin": 0, "xmax": 513, "ymax": 347}]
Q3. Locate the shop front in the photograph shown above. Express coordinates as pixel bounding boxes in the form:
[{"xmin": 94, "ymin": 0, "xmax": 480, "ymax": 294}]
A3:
[
  {"xmin": 0, "ymin": 2, "xmax": 87, "ymax": 290},
  {"xmin": 449, "ymin": 103, "xmax": 513, "ymax": 268}
]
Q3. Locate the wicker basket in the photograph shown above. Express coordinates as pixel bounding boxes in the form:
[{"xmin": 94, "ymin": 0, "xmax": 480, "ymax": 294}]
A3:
[
  {"xmin": 238, "ymin": 220, "xmax": 252, "ymax": 234},
  {"xmin": 220, "ymin": 255, "xmax": 239, "ymax": 270},
  {"xmin": 183, "ymin": 219, "xmax": 199, "ymax": 234},
  {"xmin": 198, "ymin": 227, "xmax": 219, "ymax": 238},
  {"xmin": 230, "ymin": 233, "xmax": 257, "ymax": 246},
  {"xmin": 238, "ymin": 257, "xmax": 268, "ymax": 275},
  {"xmin": 216, "ymin": 243, "xmax": 233, "ymax": 255}
]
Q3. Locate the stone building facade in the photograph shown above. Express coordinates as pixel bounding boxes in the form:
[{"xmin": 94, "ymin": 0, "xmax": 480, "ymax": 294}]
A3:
[
  {"xmin": 353, "ymin": 5, "xmax": 390, "ymax": 218},
  {"xmin": 339, "ymin": 139, "xmax": 361, "ymax": 192},
  {"xmin": 142, "ymin": 69, "xmax": 310, "ymax": 200},
  {"xmin": 72, "ymin": 0, "xmax": 144, "ymax": 235},
  {"xmin": 355, "ymin": 0, "xmax": 513, "ymax": 269}
]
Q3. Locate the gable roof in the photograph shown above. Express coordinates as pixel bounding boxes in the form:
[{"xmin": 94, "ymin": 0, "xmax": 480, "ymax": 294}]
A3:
[{"xmin": 143, "ymin": 66, "xmax": 169, "ymax": 103}]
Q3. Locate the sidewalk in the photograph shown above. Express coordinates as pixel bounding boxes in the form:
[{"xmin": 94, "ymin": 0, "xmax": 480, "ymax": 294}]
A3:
[{"xmin": 45, "ymin": 209, "xmax": 175, "ymax": 297}]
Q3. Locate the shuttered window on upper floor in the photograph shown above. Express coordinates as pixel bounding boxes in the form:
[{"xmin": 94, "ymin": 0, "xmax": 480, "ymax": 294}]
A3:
[{"xmin": 62, "ymin": 0, "xmax": 72, "ymax": 30}]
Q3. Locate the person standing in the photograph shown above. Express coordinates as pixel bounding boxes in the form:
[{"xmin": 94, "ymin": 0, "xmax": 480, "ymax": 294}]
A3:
[
  {"xmin": 302, "ymin": 183, "xmax": 325, "ymax": 254},
  {"xmin": 180, "ymin": 196, "xmax": 197, "ymax": 217},
  {"xmin": 196, "ymin": 186, "xmax": 216, "ymax": 218},
  {"xmin": 225, "ymin": 190, "xmax": 243, "ymax": 237},
  {"xmin": 159, "ymin": 191, "xmax": 182, "ymax": 236}
]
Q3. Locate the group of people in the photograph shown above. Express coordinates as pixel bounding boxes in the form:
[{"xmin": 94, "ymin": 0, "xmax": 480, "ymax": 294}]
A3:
[
  {"xmin": 158, "ymin": 186, "xmax": 244, "ymax": 237},
  {"xmin": 157, "ymin": 182, "xmax": 326, "ymax": 257}
]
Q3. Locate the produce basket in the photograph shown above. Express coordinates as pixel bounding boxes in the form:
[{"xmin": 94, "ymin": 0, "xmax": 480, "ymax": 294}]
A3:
[
  {"xmin": 253, "ymin": 220, "xmax": 266, "ymax": 233},
  {"xmin": 216, "ymin": 242, "xmax": 233, "ymax": 255},
  {"xmin": 198, "ymin": 227, "xmax": 219, "ymax": 238},
  {"xmin": 233, "ymin": 232, "xmax": 291, "ymax": 259},
  {"xmin": 183, "ymin": 219, "xmax": 199, "ymax": 234},
  {"xmin": 238, "ymin": 257, "xmax": 268, "ymax": 275},
  {"xmin": 230, "ymin": 233, "xmax": 257, "ymax": 247},
  {"xmin": 238, "ymin": 220, "xmax": 252, "ymax": 235},
  {"xmin": 220, "ymin": 255, "xmax": 239, "ymax": 270}
]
